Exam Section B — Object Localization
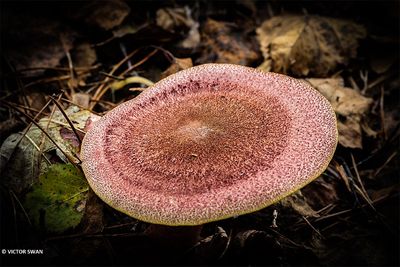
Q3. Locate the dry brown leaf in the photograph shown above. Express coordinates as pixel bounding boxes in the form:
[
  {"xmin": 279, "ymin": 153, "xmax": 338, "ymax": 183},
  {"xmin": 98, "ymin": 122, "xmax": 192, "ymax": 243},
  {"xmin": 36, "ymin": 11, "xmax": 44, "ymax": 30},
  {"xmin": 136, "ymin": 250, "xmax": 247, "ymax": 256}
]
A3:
[
  {"xmin": 156, "ymin": 6, "xmax": 200, "ymax": 49},
  {"xmin": 3, "ymin": 15, "xmax": 76, "ymax": 74},
  {"xmin": 369, "ymin": 184, "xmax": 400, "ymax": 202},
  {"xmin": 70, "ymin": 189, "xmax": 107, "ymax": 264},
  {"xmin": 82, "ymin": 0, "xmax": 130, "ymax": 30},
  {"xmin": 337, "ymin": 119, "xmax": 363, "ymax": 149},
  {"xmin": 156, "ymin": 7, "xmax": 192, "ymax": 32},
  {"xmin": 23, "ymin": 92, "xmax": 48, "ymax": 113},
  {"xmin": 198, "ymin": 19, "xmax": 260, "ymax": 65},
  {"xmin": 361, "ymin": 120, "xmax": 379, "ymax": 138},
  {"xmin": 369, "ymin": 43, "xmax": 396, "ymax": 74},
  {"xmin": 180, "ymin": 21, "xmax": 201, "ymax": 49},
  {"xmin": 72, "ymin": 43, "xmax": 97, "ymax": 68},
  {"xmin": 188, "ymin": 226, "xmax": 229, "ymax": 263},
  {"xmin": 280, "ymin": 191, "xmax": 319, "ymax": 217},
  {"xmin": 161, "ymin": 57, "xmax": 193, "ymax": 79},
  {"xmin": 256, "ymin": 15, "xmax": 366, "ymax": 76},
  {"xmin": 301, "ymin": 176, "xmax": 340, "ymax": 210},
  {"xmin": 306, "ymin": 78, "xmax": 373, "ymax": 148},
  {"xmin": 383, "ymin": 109, "xmax": 400, "ymax": 138},
  {"xmin": 72, "ymin": 93, "xmax": 91, "ymax": 109},
  {"xmin": 69, "ymin": 42, "xmax": 97, "ymax": 89},
  {"xmin": 232, "ymin": 230, "xmax": 283, "ymax": 265},
  {"xmin": 307, "ymin": 78, "xmax": 372, "ymax": 116}
]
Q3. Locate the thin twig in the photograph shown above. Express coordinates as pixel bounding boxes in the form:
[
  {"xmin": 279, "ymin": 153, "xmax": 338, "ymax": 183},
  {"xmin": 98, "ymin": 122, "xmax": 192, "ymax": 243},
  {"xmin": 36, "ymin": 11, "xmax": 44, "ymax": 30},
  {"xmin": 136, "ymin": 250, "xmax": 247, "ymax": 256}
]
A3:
[
  {"xmin": 12, "ymin": 64, "xmax": 100, "ymax": 73},
  {"xmin": 9, "ymin": 190, "xmax": 19, "ymax": 245},
  {"xmin": 90, "ymin": 49, "xmax": 158, "ymax": 109},
  {"xmin": 380, "ymin": 86, "xmax": 387, "ymax": 140},
  {"xmin": 60, "ymin": 98, "xmax": 102, "ymax": 116},
  {"xmin": 351, "ymin": 153, "xmax": 375, "ymax": 211},
  {"xmin": 348, "ymin": 76, "xmax": 360, "ymax": 92},
  {"xmin": 120, "ymin": 48, "xmax": 158, "ymax": 77},
  {"xmin": 90, "ymin": 48, "xmax": 141, "ymax": 109},
  {"xmin": 46, "ymin": 232, "xmax": 145, "ymax": 241},
  {"xmin": 367, "ymin": 70, "xmax": 397, "ymax": 90},
  {"xmin": 374, "ymin": 151, "xmax": 398, "ymax": 176},
  {"xmin": 2, "ymin": 101, "xmax": 79, "ymax": 164},
  {"xmin": 39, "ymin": 118, "xmax": 86, "ymax": 134},
  {"xmin": 218, "ymin": 227, "xmax": 233, "ymax": 260},
  {"xmin": 302, "ymin": 216, "xmax": 324, "ymax": 239},
  {"xmin": 62, "ymin": 35, "xmax": 77, "ymax": 95},
  {"xmin": 49, "ymin": 96, "xmax": 82, "ymax": 145},
  {"xmin": 24, "ymin": 72, "xmax": 92, "ymax": 88},
  {"xmin": 10, "ymin": 190, "xmax": 32, "ymax": 226},
  {"xmin": 24, "ymin": 134, "xmax": 52, "ymax": 165},
  {"xmin": 46, "ymin": 188, "xmax": 89, "ymax": 209},
  {"xmin": 0, "ymin": 98, "xmax": 53, "ymax": 171},
  {"xmin": 360, "ymin": 70, "xmax": 369, "ymax": 94}
]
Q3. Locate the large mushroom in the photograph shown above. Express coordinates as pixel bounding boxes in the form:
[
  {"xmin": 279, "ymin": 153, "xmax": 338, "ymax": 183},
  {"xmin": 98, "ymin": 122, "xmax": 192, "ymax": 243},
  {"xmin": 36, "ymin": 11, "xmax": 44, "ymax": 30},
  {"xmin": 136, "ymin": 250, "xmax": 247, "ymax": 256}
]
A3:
[{"xmin": 81, "ymin": 63, "xmax": 337, "ymax": 248}]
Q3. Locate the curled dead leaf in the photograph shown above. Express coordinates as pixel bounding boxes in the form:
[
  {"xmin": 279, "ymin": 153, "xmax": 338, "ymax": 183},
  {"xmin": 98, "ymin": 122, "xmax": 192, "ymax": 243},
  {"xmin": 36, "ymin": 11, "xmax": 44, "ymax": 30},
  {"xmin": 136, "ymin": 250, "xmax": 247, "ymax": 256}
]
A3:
[
  {"xmin": 257, "ymin": 15, "xmax": 366, "ymax": 76},
  {"xmin": 161, "ymin": 57, "xmax": 193, "ymax": 79},
  {"xmin": 81, "ymin": 0, "xmax": 130, "ymax": 30},
  {"xmin": 301, "ymin": 176, "xmax": 340, "ymax": 210},
  {"xmin": 3, "ymin": 14, "xmax": 76, "ymax": 74},
  {"xmin": 187, "ymin": 226, "xmax": 229, "ymax": 263},
  {"xmin": 198, "ymin": 19, "xmax": 260, "ymax": 65},
  {"xmin": 306, "ymin": 78, "xmax": 373, "ymax": 148},
  {"xmin": 156, "ymin": 6, "xmax": 200, "ymax": 49},
  {"xmin": 280, "ymin": 191, "xmax": 319, "ymax": 218},
  {"xmin": 156, "ymin": 7, "xmax": 193, "ymax": 32},
  {"xmin": 232, "ymin": 230, "xmax": 282, "ymax": 265}
]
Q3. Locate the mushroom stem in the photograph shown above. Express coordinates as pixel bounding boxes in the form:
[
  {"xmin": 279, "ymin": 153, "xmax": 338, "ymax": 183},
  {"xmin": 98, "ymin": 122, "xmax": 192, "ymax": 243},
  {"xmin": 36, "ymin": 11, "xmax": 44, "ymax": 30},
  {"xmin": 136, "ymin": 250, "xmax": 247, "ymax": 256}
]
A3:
[{"xmin": 144, "ymin": 224, "xmax": 203, "ymax": 248}]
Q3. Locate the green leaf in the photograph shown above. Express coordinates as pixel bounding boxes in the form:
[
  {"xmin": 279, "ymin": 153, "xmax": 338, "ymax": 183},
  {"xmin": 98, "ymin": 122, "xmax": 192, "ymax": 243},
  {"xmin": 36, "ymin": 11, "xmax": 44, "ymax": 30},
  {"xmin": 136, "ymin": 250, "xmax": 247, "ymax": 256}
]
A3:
[{"xmin": 24, "ymin": 163, "xmax": 88, "ymax": 233}]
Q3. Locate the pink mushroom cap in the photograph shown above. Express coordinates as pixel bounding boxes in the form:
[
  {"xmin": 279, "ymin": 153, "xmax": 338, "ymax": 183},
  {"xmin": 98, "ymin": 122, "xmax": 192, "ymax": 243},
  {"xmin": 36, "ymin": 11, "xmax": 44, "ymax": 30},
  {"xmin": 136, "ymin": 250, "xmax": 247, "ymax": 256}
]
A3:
[{"xmin": 81, "ymin": 64, "xmax": 338, "ymax": 226}]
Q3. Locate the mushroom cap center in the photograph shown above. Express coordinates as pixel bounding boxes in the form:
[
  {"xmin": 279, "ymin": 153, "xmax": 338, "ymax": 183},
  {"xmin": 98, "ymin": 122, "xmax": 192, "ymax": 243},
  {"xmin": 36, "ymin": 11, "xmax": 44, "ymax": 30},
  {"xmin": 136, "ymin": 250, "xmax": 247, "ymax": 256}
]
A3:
[
  {"xmin": 105, "ymin": 90, "xmax": 290, "ymax": 195},
  {"xmin": 176, "ymin": 120, "xmax": 216, "ymax": 141}
]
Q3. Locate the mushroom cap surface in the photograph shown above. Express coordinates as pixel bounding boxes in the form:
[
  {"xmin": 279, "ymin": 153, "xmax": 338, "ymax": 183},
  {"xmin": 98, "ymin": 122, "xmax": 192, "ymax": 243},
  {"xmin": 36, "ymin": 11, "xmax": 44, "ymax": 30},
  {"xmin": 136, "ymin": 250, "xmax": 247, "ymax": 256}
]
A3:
[{"xmin": 81, "ymin": 64, "xmax": 338, "ymax": 226}]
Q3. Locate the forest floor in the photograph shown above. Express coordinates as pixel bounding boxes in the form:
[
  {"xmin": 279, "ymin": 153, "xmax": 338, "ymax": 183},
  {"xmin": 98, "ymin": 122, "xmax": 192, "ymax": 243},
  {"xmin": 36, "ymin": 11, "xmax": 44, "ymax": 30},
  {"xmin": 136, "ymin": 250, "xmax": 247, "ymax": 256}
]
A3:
[{"xmin": 0, "ymin": 1, "xmax": 399, "ymax": 266}]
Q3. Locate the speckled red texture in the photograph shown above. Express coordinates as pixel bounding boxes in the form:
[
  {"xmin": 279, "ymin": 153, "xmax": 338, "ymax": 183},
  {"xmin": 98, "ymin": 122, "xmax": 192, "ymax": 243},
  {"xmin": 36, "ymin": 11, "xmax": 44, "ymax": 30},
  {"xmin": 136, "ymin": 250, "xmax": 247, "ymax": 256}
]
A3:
[{"xmin": 81, "ymin": 64, "xmax": 338, "ymax": 225}]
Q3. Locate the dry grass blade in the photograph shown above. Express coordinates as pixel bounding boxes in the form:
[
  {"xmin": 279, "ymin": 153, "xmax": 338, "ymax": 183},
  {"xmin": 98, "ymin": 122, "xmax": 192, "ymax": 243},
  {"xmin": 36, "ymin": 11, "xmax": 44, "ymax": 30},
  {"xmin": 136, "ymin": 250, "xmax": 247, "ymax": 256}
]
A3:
[
  {"xmin": 4, "ymin": 101, "xmax": 51, "ymax": 116},
  {"xmin": 351, "ymin": 154, "xmax": 375, "ymax": 211},
  {"xmin": 24, "ymin": 72, "xmax": 92, "ymax": 89},
  {"xmin": 217, "ymin": 227, "xmax": 233, "ymax": 260},
  {"xmin": 104, "ymin": 221, "xmax": 139, "ymax": 230},
  {"xmin": 61, "ymin": 36, "xmax": 77, "ymax": 94},
  {"xmin": 119, "ymin": 49, "xmax": 158, "ymax": 77},
  {"xmin": 24, "ymin": 134, "xmax": 51, "ymax": 165},
  {"xmin": 39, "ymin": 118, "xmax": 86, "ymax": 134},
  {"xmin": 335, "ymin": 163, "xmax": 351, "ymax": 192},
  {"xmin": 10, "ymin": 189, "xmax": 32, "ymax": 226},
  {"xmin": 302, "ymin": 216, "xmax": 324, "ymax": 239},
  {"xmin": 13, "ymin": 65, "xmax": 100, "ymax": 73},
  {"xmin": 359, "ymin": 70, "xmax": 368, "ymax": 94},
  {"xmin": 8, "ymin": 189, "xmax": 19, "ymax": 244},
  {"xmin": 367, "ymin": 70, "xmax": 397, "ymax": 90},
  {"xmin": 380, "ymin": 86, "xmax": 387, "ymax": 140},
  {"xmin": 60, "ymin": 98, "xmax": 101, "ymax": 116},
  {"xmin": 374, "ymin": 151, "xmax": 398, "ymax": 177},
  {"xmin": 315, "ymin": 203, "xmax": 336, "ymax": 216},
  {"xmin": 46, "ymin": 232, "xmax": 145, "ymax": 241}
]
